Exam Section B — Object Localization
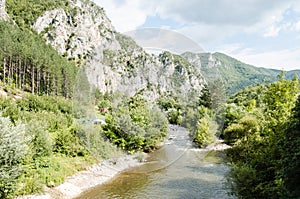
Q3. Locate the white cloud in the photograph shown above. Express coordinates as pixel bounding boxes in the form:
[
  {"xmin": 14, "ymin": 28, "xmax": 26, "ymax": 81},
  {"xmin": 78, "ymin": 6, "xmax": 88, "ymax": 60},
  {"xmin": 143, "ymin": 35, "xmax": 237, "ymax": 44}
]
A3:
[
  {"xmin": 292, "ymin": 1, "xmax": 300, "ymax": 12},
  {"xmin": 95, "ymin": 0, "xmax": 295, "ymax": 36},
  {"xmin": 94, "ymin": 0, "xmax": 300, "ymax": 71},
  {"xmin": 223, "ymin": 47, "xmax": 300, "ymax": 70},
  {"xmin": 93, "ymin": 0, "xmax": 152, "ymax": 32},
  {"xmin": 144, "ymin": 0, "xmax": 291, "ymax": 25},
  {"xmin": 293, "ymin": 21, "xmax": 300, "ymax": 31},
  {"xmin": 125, "ymin": 28, "xmax": 204, "ymax": 54},
  {"xmin": 215, "ymin": 43, "xmax": 246, "ymax": 54},
  {"xmin": 175, "ymin": 23, "xmax": 240, "ymax": 50},
  {"xmin": 101, "ymin": 0, "xmax": 298, "ymax": 55},
  {"xmin": 263, "ymin": 25, "xmax": 281, "ymax": 37}
]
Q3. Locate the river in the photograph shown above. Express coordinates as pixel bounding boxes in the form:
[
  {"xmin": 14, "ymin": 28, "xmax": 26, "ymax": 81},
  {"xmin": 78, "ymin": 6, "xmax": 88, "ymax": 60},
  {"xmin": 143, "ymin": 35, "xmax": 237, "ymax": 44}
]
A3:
[{"xmin": 76, "ymin": 125, "xmax": 234, "ymax": 199}]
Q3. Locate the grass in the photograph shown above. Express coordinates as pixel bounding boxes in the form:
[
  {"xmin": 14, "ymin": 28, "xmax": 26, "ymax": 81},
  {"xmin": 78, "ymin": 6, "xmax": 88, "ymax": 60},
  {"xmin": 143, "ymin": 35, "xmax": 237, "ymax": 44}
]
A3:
[{"xmin": 16, "ymin": 154, "xmax": 95, "ymax": 195}]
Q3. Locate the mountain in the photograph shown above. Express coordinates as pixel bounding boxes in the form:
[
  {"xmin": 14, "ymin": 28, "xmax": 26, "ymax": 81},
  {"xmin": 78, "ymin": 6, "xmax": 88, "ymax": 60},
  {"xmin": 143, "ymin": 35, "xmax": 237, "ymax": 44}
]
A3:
[
  {"xmin": 1, "ymin": 0, "xmax": 299, "ymax": 99},
  {"xmin": 2, "ymin": 0, "xmax": 206, "ymax": 100},
  {"xmin": 22, "ymin": 0, "xmax": 205, "ymax": 100},
  {"xmin": 182, "ymin": 52, "xmax": 300, "ymax": 95}
]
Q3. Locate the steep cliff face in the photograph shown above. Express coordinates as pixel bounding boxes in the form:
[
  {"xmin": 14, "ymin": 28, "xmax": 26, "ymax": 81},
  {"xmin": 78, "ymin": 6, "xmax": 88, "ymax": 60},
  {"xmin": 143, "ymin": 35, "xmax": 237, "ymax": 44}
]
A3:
[
  {"xmin": 32, "ymin": 0, "xmax": 206, "ymax": 99},
  {"xmin": 0, "ymin": 0, "xmax": 8, "ymax": 20},
  {"xmin": 33, "ymin": 0, "xmax": 120, "ymax": 59}
]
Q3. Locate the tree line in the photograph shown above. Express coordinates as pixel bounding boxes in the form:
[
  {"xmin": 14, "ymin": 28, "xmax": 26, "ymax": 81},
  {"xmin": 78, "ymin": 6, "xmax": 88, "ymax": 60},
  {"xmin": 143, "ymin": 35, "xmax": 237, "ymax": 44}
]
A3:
[
  {"xmin": 222, "ymin": 74, "xmax": 300, "ymax": 198},
  {"xmin": 0, "ymin": 21, "xmax": 77, "ymax": 97}
]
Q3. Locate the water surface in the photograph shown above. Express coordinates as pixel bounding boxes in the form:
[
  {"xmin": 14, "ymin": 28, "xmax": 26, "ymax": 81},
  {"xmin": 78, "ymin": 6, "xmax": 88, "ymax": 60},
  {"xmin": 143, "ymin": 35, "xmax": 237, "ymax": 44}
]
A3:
[{"xmin": 77, "ymin": 126, "xmax": 233, "ymax": 199}]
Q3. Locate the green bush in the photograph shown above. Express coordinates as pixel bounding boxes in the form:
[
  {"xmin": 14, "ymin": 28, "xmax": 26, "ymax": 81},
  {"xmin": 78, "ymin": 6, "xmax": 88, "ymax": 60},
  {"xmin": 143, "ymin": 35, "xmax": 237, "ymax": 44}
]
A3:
[
  {"xmin": 224, "ymin": 77, "xmax": 300, "ymax": 198},
  {"xmin": 186, "ymin": 106, "xmax": 216, "ymax": 148},
  {"xmin": 104, "ymin": 94, "xmax": 168, "ymax": 153},
  {"xmin": 192, "ymin": 116, "xmax": 216, "ymax": 148},
  {"xmin": 0, "ymin": 114, "xmax": 29, "ymax": 198},
  {"xmin": 26, "ymin": 120, "xmax": 53, "ymax": 159},
  {"xmin": 76, "ymin": 123, "xmax": 119, "ymax": 159},
  {"xmin": 223, "ymin": 123, "xmax": 244, "ymax": 144},
  {"xmin": 17, "ymin": 94, "xmax": 72, "ymax": 114},
  {"xmin": 226, "ymin": 164, "xmax": 259, "ymax": 199},
  {"xmin": 0, "ymin": 97, "xmax": 21, "ymax": 123},
  {"xmin": 53, "ymin": 126, "xmax": 86, "ymax": 157},
  {"xmin": 158, "ymin": 95, "xmax": 182, "ymax": 124},
  {"xmin": 223, "ymin": 103, "xmax": 245, "ymax": 130}
]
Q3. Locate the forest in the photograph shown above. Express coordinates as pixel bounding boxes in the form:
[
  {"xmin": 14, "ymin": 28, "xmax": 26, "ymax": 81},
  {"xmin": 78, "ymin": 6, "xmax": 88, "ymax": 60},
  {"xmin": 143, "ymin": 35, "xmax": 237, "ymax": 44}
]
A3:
[
  {"xmin": 222, "ymin": 74, "xmax": 300, "ymax": 198},
  {"xmin": 0, "ymin": 1, "xmax": 300, "ymax": 198},
  {"xmin": 0, "ymin": 21, "xmax": 77, "ymax": 97},
  {"xmin": 0, "ymin": 20, "xmax": 213, "ymax": 196},
  {"xmin": 0, "ymin": 17, "xmax": 170, "ymax": 198}
]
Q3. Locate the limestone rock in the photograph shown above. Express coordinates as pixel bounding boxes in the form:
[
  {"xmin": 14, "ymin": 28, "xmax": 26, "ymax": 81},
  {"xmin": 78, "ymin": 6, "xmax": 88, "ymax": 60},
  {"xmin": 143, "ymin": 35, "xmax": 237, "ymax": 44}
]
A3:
[
  {"xmin": 33, "ymin": 0, "xmax": 206, "ymax": 100},
  {"xmin": 0, "ymin": 0, "xmax": 8, "ymax": 20},
  {"xmin": 33, "ymin": 0, "xmax": 120, "ymax": 60}
]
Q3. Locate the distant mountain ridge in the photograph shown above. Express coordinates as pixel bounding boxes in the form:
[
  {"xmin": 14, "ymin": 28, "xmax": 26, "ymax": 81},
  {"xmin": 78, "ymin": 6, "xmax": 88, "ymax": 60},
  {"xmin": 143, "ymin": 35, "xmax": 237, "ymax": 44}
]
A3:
[
  {"xmin": 182, "ymin": 52, "xmax": 300, "ymax": 95},
  {"xmin": 1, "ymin": 0, "xmax": 299, "ymax": 98}
]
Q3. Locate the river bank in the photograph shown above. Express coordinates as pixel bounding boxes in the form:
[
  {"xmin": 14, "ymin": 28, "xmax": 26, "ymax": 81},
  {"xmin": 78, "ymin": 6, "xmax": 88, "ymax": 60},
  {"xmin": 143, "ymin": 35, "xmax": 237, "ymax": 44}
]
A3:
[
  {"xmin": 18, "ymin": 126, "xmax": 231, "ymax": 199},
  {"xmin": 18, "ymin": 154, "xmax": 146, "ymax": 199},
  {"xmin": 75, "ymin": 126, "xmax": 233, "ymax": 199}
]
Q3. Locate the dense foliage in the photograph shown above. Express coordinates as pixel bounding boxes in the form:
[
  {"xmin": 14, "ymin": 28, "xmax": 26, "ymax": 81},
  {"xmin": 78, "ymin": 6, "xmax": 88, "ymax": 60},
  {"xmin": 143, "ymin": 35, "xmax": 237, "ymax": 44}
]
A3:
[
  {"xmin": 0, "ymin": 21, "xmax": 77, "ymax": 97},
  {"xmin": 190, "ymin": 106, "xmax": 216, "ymax": 147},
  {"xmin": 156, "ymin": 83, "xmax": 219, "ymax": 148},
  {"xmin": 0, "ymin": 115, "xmax": 28, "ymax": 198},
  {"xmin": 6, "ymin": 0, "xmax": 69, "ymax": 29},
  {"xmin": 158, "ymin": 95, "xmax": 183, "ymax": 125},
  {"xmin": 223, "ymin": 75, "xmax": 300, "ymax": 198},
  {"xmin": 182, "ymin": 52, "xmax": 300, "ymax": 95},
  {"xmin": 103, "ymin": 94, "xmax": 168, "ymax": 153},
  {"xmin": 0, "ymin": 89, "xmax": 119, "ymax": 198}
]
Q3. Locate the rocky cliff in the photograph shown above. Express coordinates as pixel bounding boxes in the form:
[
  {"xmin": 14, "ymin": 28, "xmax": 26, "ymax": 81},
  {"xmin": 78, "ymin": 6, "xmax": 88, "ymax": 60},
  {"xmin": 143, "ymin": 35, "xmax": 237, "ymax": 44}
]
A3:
[
  {"xmin": 0, "ymin": 0, "xmax": 8, "ymax": 20},
  {"xmin": 32, "ymin": 0, "xmax": 206, "ymax": 100}
]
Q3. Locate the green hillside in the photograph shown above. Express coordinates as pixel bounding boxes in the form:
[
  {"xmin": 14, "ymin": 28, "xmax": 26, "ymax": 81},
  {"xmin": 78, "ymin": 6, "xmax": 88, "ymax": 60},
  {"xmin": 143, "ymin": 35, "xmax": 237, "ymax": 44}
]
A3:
[
  {"xmin": 223, "ymin": 77, "xmax": 300, "ymax": 198},
  {"xmin": 0, "ymin": 0, "xmax": 299, "ymax": 198},
  {"xmin": 182, "ymin": 52, "xmax": 300, "ymax": 95}
]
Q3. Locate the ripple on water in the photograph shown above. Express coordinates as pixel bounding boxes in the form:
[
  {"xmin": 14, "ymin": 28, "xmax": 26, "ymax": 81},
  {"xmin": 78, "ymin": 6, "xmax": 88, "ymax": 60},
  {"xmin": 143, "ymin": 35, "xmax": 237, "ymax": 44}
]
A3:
[{"xmin": 77, "ymin": 126, "xmax": 234, "ymax": 199}]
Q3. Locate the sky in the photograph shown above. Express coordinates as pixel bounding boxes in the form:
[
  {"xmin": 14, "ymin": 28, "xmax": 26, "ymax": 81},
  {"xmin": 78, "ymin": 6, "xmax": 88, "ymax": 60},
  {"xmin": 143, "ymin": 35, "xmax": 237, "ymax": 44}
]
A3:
[{"xmin": 93, "ymin": 0, "xmax": 300, "ymax": 70}]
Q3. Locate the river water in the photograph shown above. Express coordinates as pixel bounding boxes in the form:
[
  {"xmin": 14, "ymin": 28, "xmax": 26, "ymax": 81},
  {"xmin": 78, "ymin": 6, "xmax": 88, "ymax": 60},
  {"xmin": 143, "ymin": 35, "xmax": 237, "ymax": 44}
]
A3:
[{"xmin": 77, "ymin": 125, "xmax": 234, "ymax": 199}]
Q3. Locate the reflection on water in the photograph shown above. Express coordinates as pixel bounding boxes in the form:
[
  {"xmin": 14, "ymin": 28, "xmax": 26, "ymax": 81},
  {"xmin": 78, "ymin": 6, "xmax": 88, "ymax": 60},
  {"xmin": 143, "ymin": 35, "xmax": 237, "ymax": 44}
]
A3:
[{"xmin": 77, "ymin": 126, "xmax": 233, "ymax": 199}]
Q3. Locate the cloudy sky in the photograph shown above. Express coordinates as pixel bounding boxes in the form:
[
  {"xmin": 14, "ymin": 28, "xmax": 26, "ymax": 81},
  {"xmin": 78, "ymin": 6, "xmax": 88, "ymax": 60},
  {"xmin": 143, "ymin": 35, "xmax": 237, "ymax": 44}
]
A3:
[{"xmin": 93, "ymin": 0, "xmax": 300, "ymax": 70}]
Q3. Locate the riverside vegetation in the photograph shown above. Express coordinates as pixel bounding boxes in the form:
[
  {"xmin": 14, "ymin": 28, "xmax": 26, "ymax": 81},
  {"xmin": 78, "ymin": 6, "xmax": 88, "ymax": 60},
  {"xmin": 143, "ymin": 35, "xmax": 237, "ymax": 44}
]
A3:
[
  {"xmin": 0, "ymin": 18, "xmax": 204, "ymax": 197},
  {"xmin": 1, "ymin": 0, "xmax": 300, "ymax": 199},
  {"xmin": 222, "ymin": 73, "xmax": 300, "ymax": 198},
  {"xmin": 0, "ymin": 82, "xmax": 213, "ymax": 198},
  {"xmin": 0, "ymin": 2, "xmax": 209, "ymax": 198},
  {"xmin": 0, "ymin": 84, "xmax": 170, "ymax": 198}
]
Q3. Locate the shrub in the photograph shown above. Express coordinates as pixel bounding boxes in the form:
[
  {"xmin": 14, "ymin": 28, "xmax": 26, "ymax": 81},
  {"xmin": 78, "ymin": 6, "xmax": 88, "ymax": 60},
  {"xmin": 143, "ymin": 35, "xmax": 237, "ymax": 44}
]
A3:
[
  {"xmin": 53, "ymin": 126, "xmax": 86, "ymax": 157},
  {"xmin": 0, "ymin": 114, "xmax": 29, "ymax": 198},
  {"xmin": 223, "ymin": 115, "xmax": 260, "ymax": 145},
  {"xmin": 192, "ymin": 116, "xmax": 216, "ymax": 148},
  {"xmin": 104, "ymin": 94, "xmax": 168, "ymax": 153},
  {"xmin": 26, "ymin": 120, "xmax": 53, "ymax": 159},
  {"xmin": 76, "ymin": 123, "xmax": 119, "ymax": 159}
]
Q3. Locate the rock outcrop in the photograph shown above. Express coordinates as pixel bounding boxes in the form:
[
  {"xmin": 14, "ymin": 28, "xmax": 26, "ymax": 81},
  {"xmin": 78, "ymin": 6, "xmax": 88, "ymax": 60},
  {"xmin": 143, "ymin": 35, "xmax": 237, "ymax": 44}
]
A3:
[
  {"xmin": 33, "ymin": 0, "xmax": 206, "ymax": 100},
  {"xmin": 0, "ymin": 0, "xmax": 8, "ymax": 20},
  {"xmin": 33, "ymin": 0, "xmax": 120, "ymax": 59}
]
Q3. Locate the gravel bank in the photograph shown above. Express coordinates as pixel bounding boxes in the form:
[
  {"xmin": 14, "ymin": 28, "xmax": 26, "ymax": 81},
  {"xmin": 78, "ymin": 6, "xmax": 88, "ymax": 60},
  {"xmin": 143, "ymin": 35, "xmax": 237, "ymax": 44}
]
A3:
[{"xmin": 18, "ymin": 154, "xmax": 145, "ymax": 199}]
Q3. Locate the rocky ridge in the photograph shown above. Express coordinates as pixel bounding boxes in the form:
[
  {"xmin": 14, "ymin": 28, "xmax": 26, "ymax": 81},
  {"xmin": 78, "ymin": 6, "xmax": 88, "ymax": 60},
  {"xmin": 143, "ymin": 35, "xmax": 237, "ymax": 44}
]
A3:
[{"xmin": 32, "ymin": 0, "xmax": 206, "ymax": 99}]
